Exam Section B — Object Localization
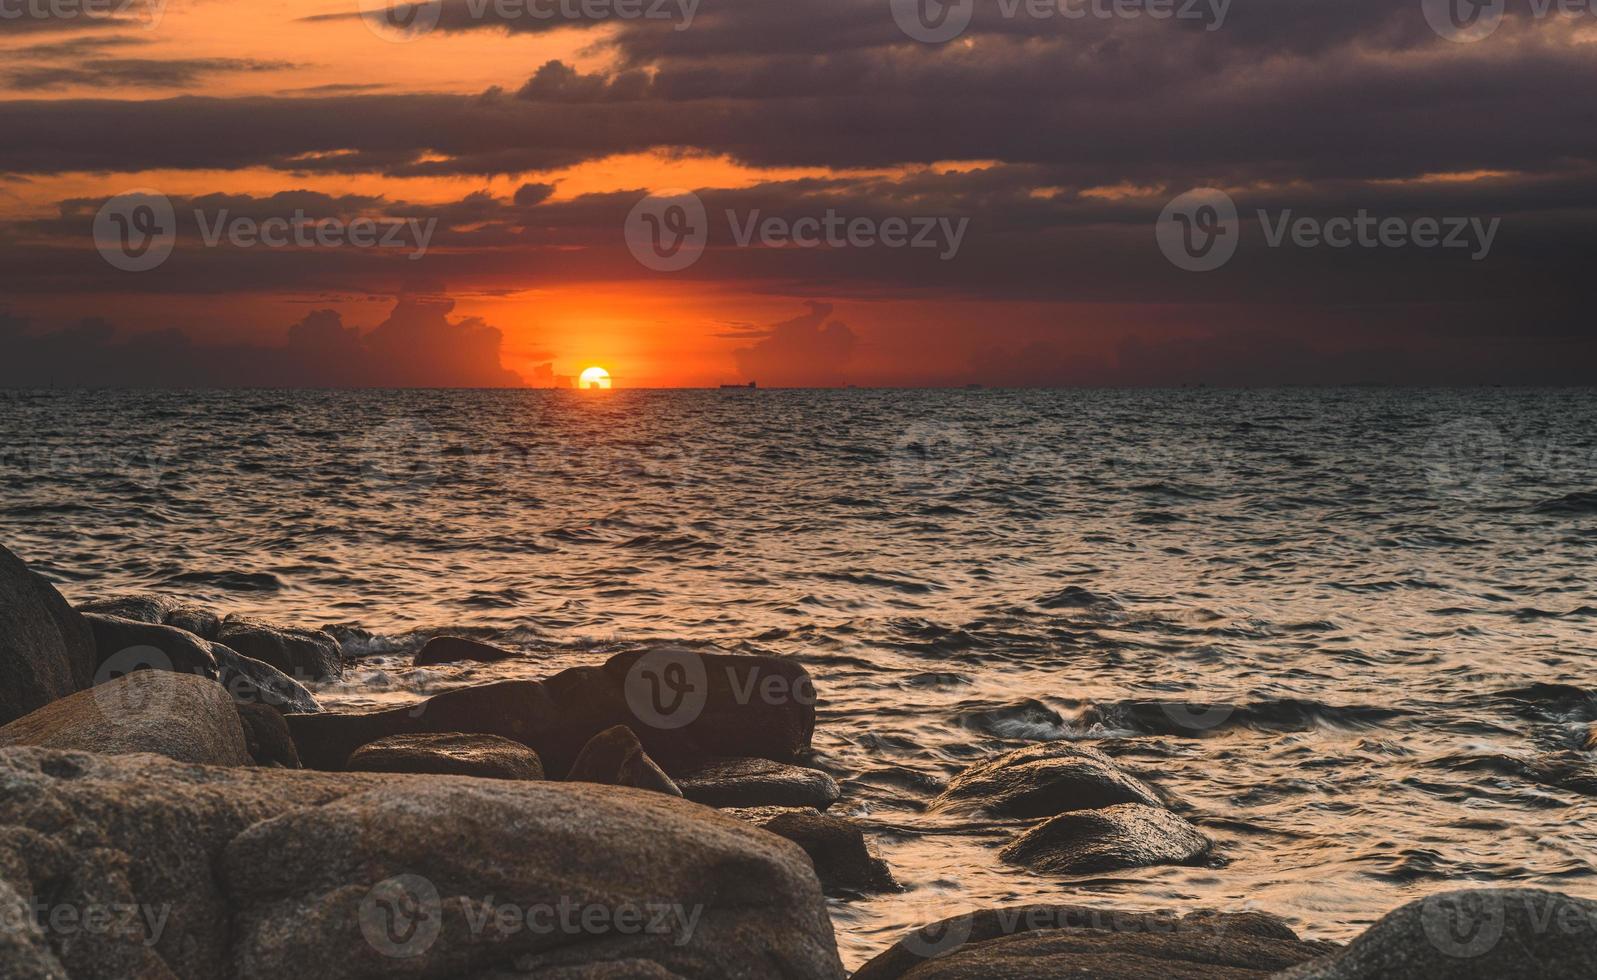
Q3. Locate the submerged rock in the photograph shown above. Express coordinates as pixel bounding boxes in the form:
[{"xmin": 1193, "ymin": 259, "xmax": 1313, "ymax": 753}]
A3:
[
  {"xmin": 217, "ymin": 617, "xmax": 344, "ymax": 682},
  {"xmin": 287, "ymin": 648, "xmax": 816, "ymax": 775},
  {"xmin": 346, "ymin": 732, "xmax": 544, "ymax": 780},
  {"xmin": 235, "ymin": 702, "xmax": 301, "ymax": 767},
  {"xmin": 414, "ymin": 634, "xmax": 519, "ymax": 666},
  {"xmin": 566, "ymin": 724, "xmax": 680, "ymax": 794},
  {"xmin": 724, "ymin": 807, "xmax": 899, "ymax": 895},
  {"xmin": 998, "ymin": 802, "xmax": 1212, "ymax": 875},
  {"xmin": 852, "ymin": 904, "xmax": 1326, "ymax": 980},
  {"xmin": 0, "ymin": 746, "xmax": 846, "ymax": 980},
  {"xmin": 929, "ymin": 742, "xmax": 1163, "ymax": 818},
  {"xmin": 0, "ymin": 672, "xmax": 251, "ymax": 766},
  {"xmin": 0, "ymin": 542, "xmax": 97, "ymax": 726},
  {"xmin": 1276, "ymin": 888, "xmax": 1597, "ymax": 979},
  {"xmin": 675, "ymin": 757, "xmax": 841, "ymax": 810}
]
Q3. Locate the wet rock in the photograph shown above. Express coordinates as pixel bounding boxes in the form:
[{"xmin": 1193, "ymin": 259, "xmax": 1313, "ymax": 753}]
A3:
[
  {"xmin": 0, "ymin": 746, "xmax": 846, "ymax": 980},
  {"xmin": 724, "ymin": 807, "xmax": 899, "ymax": 895},
  {"xmin": 852, "ymin": 904, "xmax": 1327, "ymax": 980},
  {"xmin": 85, "ymin": 612, "xmax": 319, "ymax": 714},
  {"xmin": 1276, "ymin": 888, "xmax": 1597, "ymax": 980},
  {"xmin": 0, "ymin": 672, "xmax": 250, "ymax": 766},
  {"xmin": 236, "ymin": 702, "xmax": 301, "ymax": 767},
  {"xmin": 0, "ymin": 542, "xmax": 97, "ymax": 726},
  {"xmin": 77, "ymin": 592, "xmax": 221, "ymax": 639},
  {"xmin": 675, "ymin": 757, "xmax": 841, "ymax": 810},
  {"xmin": 216, "ymin": 617, "xmax": 344, "ymax": 682},
  {"xmin": 414, "ymin": 634, "xmax": 518, "ymax": 666},
  {"xmin": 566, "ymin": 724, "xmax": 680, "ymax": 795},
  {"xmin": 929, "ymin": 742, "xmax": 1163, "ymax": 818},
  {"xmin": 346, "ymin": 732, "xmax": 544, "ymax": 780},
  {"xmin": 999, "ymin": 803, "xmax": 1211, "ymax": 875},
  {"xmin": 287, "ymin": 648, "xmax": 815, "ymax": 775}
]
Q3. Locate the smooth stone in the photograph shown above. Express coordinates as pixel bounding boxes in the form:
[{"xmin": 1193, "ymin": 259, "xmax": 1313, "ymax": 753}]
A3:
[
  {"xmin": 0, "ymin": 672, "xmax": 250, "ymax": 766},
  {"xmin": 674, "ymin": 757, "xmax": 841, "ymax": 810},
  {"xmin": 287, "ymin": 648, "xmax": 815, "ymax": 775},
  {"xmin": 852, "ymin": 904, "xmax": 1327, "ymax": 980},
  {"xmin": 235, "ymin": 702, "xmax": 301, "ymax": 767},
  {"xmin": 0, "ymin": 542, "xmax": 97, "ymax": 726},
  {"xmin": 414, "ymin": 634, "xmax": 518, "ymax": 666},
  {"xmin": 723, "ymin": 806, "xmax": 899, "ymax": 895},
  {"xmin": 0, "ymin": 746, "xmax": 845, "ymax": 980},
  {"xmin": 345, "ymin": 732, "xmax": 544, "ymax": 780},
  {"xmin": 85, "ymin": 612, "xmax": 319, "ymax": 714},
  {"xmin": 216, "ymin": 617, "xmax": 344, "ymax": 682},
  {"xmin": 999, "ymin": 803, "xmax": 1212, "ymax": 875},
  {"xmin": 566, "ymin": 724, "xmax": 680, "ymax": 794},
  {"xmin": 78, "ymin": 592, "xmax": 221, "ymax": 639},
  {"xmin": 929, "ymin": 742, "xmax": 1163, "ymax": 818},
  {"xmin": 1275, "ymin": 888, "xmax": 1597, "ymax": 979}
]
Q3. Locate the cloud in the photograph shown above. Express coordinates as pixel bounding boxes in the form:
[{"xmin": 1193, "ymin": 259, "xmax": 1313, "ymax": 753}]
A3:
[
  {"xmin": 731, "ymin": 302, "xmax": 857, "ymax": 386},
  {"xmin": 0, "ymin": 296, "xmax": 524, "ymax": 387}
]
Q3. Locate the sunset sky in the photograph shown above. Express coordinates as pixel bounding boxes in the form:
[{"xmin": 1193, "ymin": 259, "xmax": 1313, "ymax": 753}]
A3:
[{"xmin": 1, "ymin": 0, "xmax": 1594, "ymax": 386}]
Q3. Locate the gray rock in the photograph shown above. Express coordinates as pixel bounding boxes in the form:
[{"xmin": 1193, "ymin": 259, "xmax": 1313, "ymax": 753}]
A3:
[
  {"xmin": 0, "ymin": 746, "xmax": 845, "ymax": 980},
  {"xmin": 0, "ymin": 543, "xmax": 96, "ymax": 726},
  {"xmin": 852, "ymin": 904, "xmax": 1326, "ymax": 980},
  {"xmin": 414, "ymin": 634, "xmax": 518, "ymax": 666},
  {"xmin": 210, "ymin": 643, "xmax": 322, "ymax": 714},
  {"xmin": 346, "ymin": 732, "xmax": 544, "ymax": 780},
  {"xmin": 999, "ymin": 803, "xmax": 1212, "ymax": 875},
  {"xmin": 675, "ymin": 757, "xmax": 841, "ymax": 810},
  {"xmin": 929, "ymin": 742, "xmax": 1163, "ymax": 818},
  {"xmin": 217, "ymin": 617, "xmax": 343, "ymax": 682},
  {"xmin": 723, "ymin": 807, "xmax": 899, "ymax": 895},
  {"xmin": 566, "ymin": 725, "xmax": 680, "ymax": 795},
  {"xmin": 77, "ymin": 592, "xmax": 222, "ymax": 640},
  {"xmin": 1275, "ymin": 888, "xmax": 1597, "ymax": 980},
  {"xmin": 0, "ymin": 672, "xmax": 251, "ymax": 766},
  {"xmin": 235, "ymin": 702, "xmax": 301, "ymax": 767}
]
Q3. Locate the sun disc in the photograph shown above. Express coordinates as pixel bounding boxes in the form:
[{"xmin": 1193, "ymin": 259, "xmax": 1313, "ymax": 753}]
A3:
[{"xmin": 579, "ymin": 366, "xmax": 612, "ymax": 389}]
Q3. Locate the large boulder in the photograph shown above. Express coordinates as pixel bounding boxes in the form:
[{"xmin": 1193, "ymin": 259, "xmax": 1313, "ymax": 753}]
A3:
[
  {"xmin": 346, "ymin": 733, "xmax": 544, "ymax": 780},
  {"xmin": 998, "ymin": 803, "xmax": 1212, "ymax": 875},
  {"xmin": 675, "ymin": 757, "xmax": 841, "ymax": 810},
  {"xmin": 216, "ymin": 618, "xmax": 344, "ymax": 682},
  {"xmin": 724, "ymin": 807, "xmax": 899, "ymax": 895},
  {"xmin": 235, "ymin": 702, "xmax": 301, "ymax": 767},
  {"xmin": 414, "ymin": 635, "xmax": 518, "ymax": 666},
  {"xmin": 0, "ymin": 672, "xmax": 251, "ymax": 766},
  {"xmin": 0, "ymin": 746, "xmax": 846, "ymax": 980},
  {"xmin": 1276, "ymin": 888, "xmax": 1597, "ymax": 979},
  {"xmin": 0, "ymin": 543, "xmax": 97, "ymax": 726},
  {"xmin": 287, "ymin": 648, "xmax": 816, "ymax": 775},
  {"xmin": 84, "ymin": 612, "xmax": 319, "ymax": 714},
  {"xmin": 852, "ymin": 904, "xmax": 1328, "ymax": 980},
  {"xmin": 929, "ymin": 742, "xmax": 1163, "ymax": 818},
  {"xmin": 566, "ymin": 725, "xmax": 680, "ymax": 795}
]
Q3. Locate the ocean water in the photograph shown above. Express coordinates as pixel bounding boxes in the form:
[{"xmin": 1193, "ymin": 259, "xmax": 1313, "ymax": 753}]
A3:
[{"xmin": 3, "ymin": 386, "xmax": 1596, "ymax": 969}]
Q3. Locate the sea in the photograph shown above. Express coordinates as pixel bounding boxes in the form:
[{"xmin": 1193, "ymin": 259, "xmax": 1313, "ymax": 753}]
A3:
[{"xmin": 3, "ymin": 386, "xmax": 1595, "ymax": 969}]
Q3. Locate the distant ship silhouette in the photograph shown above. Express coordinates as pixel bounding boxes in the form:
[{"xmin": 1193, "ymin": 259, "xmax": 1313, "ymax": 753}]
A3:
[{"xmin": 720, "ymin": 381, "xmax": 757, "ymax": 389}]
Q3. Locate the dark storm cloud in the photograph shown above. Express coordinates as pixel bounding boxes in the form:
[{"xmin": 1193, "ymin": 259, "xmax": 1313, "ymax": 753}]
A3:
[
  {"xmin": 2, "ymin": 57, "xmax": 298, "ymax": 90},
  {"xmin": 0, "ymin": 296, "xmax": 524, "ymax": 387},
  {"xmin": 731, "ymin": 302, "xmax": 857, "ymax": 386}
]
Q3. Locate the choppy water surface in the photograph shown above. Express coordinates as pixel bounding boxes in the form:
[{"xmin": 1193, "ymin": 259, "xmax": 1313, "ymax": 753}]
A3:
[{"xmin": 4, "ymin": 387, "xmax": 1597, "ymax": 969}]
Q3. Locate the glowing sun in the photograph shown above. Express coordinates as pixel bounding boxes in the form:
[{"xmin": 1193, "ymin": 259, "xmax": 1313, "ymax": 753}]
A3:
[{"xmin": 579, "ymin": 366, "xmax": 612, "ymax": 390}]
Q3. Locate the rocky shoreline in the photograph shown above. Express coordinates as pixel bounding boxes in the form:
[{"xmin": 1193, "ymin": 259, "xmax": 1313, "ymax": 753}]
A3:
[{"xmin": 0, "ymin": 541, "xmax": 1592, "ymax": 978}]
